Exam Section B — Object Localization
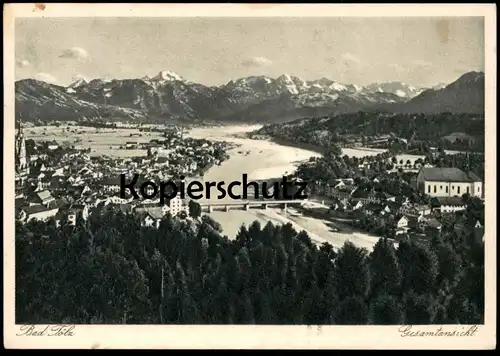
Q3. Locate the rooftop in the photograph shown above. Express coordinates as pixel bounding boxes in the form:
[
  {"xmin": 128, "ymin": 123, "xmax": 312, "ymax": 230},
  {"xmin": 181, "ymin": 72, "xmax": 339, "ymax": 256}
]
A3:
[
  {"xmin": 419, "ymin": 167, "xmax": 481, "ymax": 183},
  {"xmin": 24, "ymin": 204, "xmax": 58, "ymax": 215},
  {"xmin": 426, "ymin": 218, "xmax": 443, "ymax": 229},
  {"xmin": 136, "ymin": 207, "xmax": 164, "ymax": 220},
  {"xmin": 36, "ymin": 190, "xmax": 53, "ymax": 201},
  {"xmin": 434, "ymin": 196, "xmax": 467, "ymax": 206}
]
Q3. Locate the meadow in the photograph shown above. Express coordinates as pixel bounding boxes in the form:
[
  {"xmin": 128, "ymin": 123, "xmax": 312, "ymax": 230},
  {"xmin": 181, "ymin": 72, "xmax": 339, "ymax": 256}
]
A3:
[{"xmin": 26, "ymin": 125, "xmax": 165, "ymax": 157}]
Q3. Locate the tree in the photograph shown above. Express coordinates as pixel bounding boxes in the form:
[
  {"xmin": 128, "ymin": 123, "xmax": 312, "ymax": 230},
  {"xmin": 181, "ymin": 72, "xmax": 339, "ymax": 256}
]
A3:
[
  {"xmin": 238, "ymin": 293, "xmax": 256, "ymax": 324},
  {"xmin": 324, "ymin": 144, "xmax": 342, "ymax": 159},
  {"xmin": 435, "ymin": 242, "xmax": 462, "ymax": 286},
  {"xmin": 235, "ymin": 224, "xmax": 250, "ymax": 247},
  {"xmin": 369, "ymin": 238, "xmax": 401, "ymax": 296},
  {"xmin": 334, "ymin": 241, "xmax": 370, "ymax": 300},
  {"xmin": 335, "ymin": 297, "xmax": 368, "ymax": 325},
  {"xmin": 369, "ymin": 294, "xmax": 404, "ymax": 325},
  {"xmin": 255, "ymin": 291, "xmax": 276, "ymax": 324},
  {"xmin": 15, "ymin": 203, "xmax": 484, "ymax": 326},
  {"xmin": 403, "ymin": 292, "xmax": 436, "ymax": 324},
  {"xmin": 188, "ymin": 200, "xmax": 202, "ymax": 219},
  {"xmin": 397, "ymin": 240, "xmax": 439, "ymax": 294},
  {"xmin": 201, "ymin": 215, "xmax": 223, "ymax": 233}
]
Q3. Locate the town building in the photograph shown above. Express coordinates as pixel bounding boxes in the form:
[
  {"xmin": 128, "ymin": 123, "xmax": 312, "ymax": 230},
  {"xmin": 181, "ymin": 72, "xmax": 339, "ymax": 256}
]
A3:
[
  {"xmin": 164, "ymin": 196, "xmax": 187, "ymax": 216},
  {"xmin": 138, "ymin": 209, "xmax": 164, "ymax": 229},
  {"xmin": 430, "ymin": 197, "xmax": 467, "ymax": 213},
  {"xmin": 394, "ymin": 215, "xmax": 410, "ymax": 235},
  {"xmin": 15, "ymin": 123, "xmax": 30, "ymax": 184},
  {"xmin": 416, "ymin": 167, "xmax": 482, "ymax": 198},
  {"xmin": 30, "ymin": 190, "xmax": 56, "ymax": 207},
  {"xmin": 22, "ymin": 205, "xmax": 59, "ymax": 223}
]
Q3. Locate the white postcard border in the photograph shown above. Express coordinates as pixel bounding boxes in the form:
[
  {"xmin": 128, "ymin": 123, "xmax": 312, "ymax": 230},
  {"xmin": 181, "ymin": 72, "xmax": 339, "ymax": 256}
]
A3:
[{"xmin": 3, "ymin": 3, "xmax": 496, "ymax": 350}]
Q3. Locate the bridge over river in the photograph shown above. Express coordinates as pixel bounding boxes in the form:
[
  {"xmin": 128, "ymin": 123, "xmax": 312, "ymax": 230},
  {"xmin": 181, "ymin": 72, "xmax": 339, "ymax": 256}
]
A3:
[{"xmin": 200, "ymin": 199, "xmax": 306, "ymax": 213}]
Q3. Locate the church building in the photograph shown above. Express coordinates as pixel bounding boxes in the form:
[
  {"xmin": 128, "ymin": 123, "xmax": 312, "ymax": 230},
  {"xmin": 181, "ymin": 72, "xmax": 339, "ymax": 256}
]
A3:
[{"xmin": 15, "ymin": 122, "xmax": 30, "ymax": 184}]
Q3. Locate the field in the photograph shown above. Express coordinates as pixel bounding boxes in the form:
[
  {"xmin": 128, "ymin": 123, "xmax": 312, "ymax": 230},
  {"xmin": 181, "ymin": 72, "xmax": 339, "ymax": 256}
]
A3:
[
  {"xmin": 341, "ymin": 147, "xmax": 386, "ymax": 157},
  {"xmin": 25, "ymin": 125, "xmax": 165, "ymax": 157}
]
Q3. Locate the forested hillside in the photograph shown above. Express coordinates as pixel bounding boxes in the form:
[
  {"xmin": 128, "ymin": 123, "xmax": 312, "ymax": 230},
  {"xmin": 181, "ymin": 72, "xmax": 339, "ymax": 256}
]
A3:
[
  {"xmin": 16, "ymin": 206, "xmax": 484, "ymax": 325},
  {"xmin": 257, "ymin": 112, "xmax": 485, "ymax": 153}
]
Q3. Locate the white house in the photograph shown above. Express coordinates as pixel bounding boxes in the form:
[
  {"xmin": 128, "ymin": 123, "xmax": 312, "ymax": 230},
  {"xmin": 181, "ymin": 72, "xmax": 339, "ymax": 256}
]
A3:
[
  {"xmin": 393, "ymin": 155, "xmax": 423, "ymax": 170},
  {"xmin": 35, "ymin": 190, "xmax": 55, "ymax": 206},
  {"xmin": 141, "ymin": 210, "xmax": 164, "ymax": 229},
  {"xmin": 403, "ymin": 204, "xmax": 433, "ymax": 217},
  {"xmin": 100, "ymin": 177, "xmax": 122, "ymax": 193},
  {"xmin": 24, "ymin": 205, "xmax": 59, "ymax": 223},
  {"xmin": 433, "ymin": 197, "xmax": 467, "ymax": 213},
  {"xmin": 416, "ymin": 167, "xmax": 482, "ymax": 198},
  {"xmin": 108, "ymin": 195, "xmax": 133, "ymax": 204},
  {"xmin": 55, "ymin": 204, "xmax": 89, "ymax": 227},
  {"xmin": 396, "ymin": 215, "xmax": 409, "ymax": 229},
  {"xmin": 52, "ymin": 167, "xmax": 66, "ymax": 177},
  {"xmin": 164, "ymin": 196, "xmax": 187, "ymax": 216},
  {"xmin": 351, "ymin": 200, "xmax": 364, "ymax": 211},
  {"xmin": 394, "ymin": 215, "xmax": 410, "ymax": 235},
  {"xmin": 136, "ymin": 203, "xmax": 170, "ymax": 216}
]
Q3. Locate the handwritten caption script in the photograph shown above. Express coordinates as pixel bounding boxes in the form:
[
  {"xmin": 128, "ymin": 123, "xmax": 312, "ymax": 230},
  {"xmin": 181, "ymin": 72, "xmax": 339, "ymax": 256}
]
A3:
[
  {"xmin": 17, "ymin": 324, "xmax": 75, "ymax": 336},
  {"xmin": 398, "ymin": 325, "xmax": 479, "ymax": 337}
]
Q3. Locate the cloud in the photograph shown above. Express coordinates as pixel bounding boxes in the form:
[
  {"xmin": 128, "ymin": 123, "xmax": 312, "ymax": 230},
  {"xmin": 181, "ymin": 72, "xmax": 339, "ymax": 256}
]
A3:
[
  {"xmin": 388, "ymin": 63, "xmax": 407, "ymax": 74},
  {"xmin": 388, "ymin": 63, "xmax": 404, "ymax": 70},
  {"xmin": 241, "ymin": 56, "xmax": 273, "ymax": 67},
  {"xmin": 35, "ymin": 72, "xmax": 58, "ymax": 84},
  {"xmin": 413, "ymin": 59, "xmax": 433, "ymax": 68},
  {"xmin": 340, "ymin": 52, "xmax": 361, "ymax": 64},
  {"xmin": 16, "ymin": 59, "xmax": 31, "ymax": 68},
  {"xmin": 59, "ymin": 47, "xmax": 90, "ymax": 62}
]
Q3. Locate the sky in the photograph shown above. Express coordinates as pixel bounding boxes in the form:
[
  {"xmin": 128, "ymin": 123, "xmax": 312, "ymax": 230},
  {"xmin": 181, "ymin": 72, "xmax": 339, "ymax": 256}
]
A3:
[{"xmin": 15, "ymin": 17, "xmax": 485, "ymax": 87}]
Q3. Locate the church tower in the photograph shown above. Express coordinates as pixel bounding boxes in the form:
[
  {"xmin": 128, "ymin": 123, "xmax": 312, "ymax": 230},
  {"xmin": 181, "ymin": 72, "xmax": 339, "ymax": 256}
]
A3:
[{"xmin": 15, "ymin": 121, "xmax": 27, "ymax": 173}]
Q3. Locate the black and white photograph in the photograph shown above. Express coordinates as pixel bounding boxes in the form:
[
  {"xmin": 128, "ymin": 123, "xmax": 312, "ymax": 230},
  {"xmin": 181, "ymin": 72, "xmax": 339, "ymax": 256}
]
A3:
[{"xmin": 4, "ymin": 3, "xmax": 496, "ymax": 350}]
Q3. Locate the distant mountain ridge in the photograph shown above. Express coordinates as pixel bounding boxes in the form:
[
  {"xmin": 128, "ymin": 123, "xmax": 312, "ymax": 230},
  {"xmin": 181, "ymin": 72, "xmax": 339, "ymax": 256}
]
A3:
[
  {"xmin": 15, "ymin": 70, "xmax": 484, "ymax": 124},
  {"xmin": 378, "ymin": 71, "xmax": 485, "ymax": 115}
]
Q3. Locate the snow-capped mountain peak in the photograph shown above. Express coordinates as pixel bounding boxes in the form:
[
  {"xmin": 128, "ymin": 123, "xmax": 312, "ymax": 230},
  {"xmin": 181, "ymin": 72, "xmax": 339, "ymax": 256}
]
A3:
[
  {"xmin": 329, "ymin": 82, "xmax": 348, "ymax": 92},
  {"xmin": 353, "ymin": 84, "xmax": 362, "ymax": 92},
  {"xmin": 67, "ymin": 78, "xmax": 88, "ymax": 89},
  {"xmin": 276, "ymin": 74, "xmax": 294, "ymax": 85},
  {"xmin": 16, "ymin": 69, "xmax": 482, "ymax": 125},
  {"xmin": 431, "ymin": 82, "xmax": 448, "ymax": 90},
  {"xmin": 362, "ymin": 81, "xmax": 424, "ymax": 98},
  {"xmin": 151, "ymin": 70, "xmax": 184, "ymax": 82}
]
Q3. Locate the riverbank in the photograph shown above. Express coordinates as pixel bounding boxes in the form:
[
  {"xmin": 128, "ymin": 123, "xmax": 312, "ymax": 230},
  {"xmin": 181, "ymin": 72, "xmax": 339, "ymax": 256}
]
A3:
[
  {"xmin": 260, "ymin": 136, "xmax": 325, "ymax": 155},
  {"xmin": 187, "ymin": 125, "xmax": 384, "ymax": 251},
  {"xmin": 244, "ymin": 133, "xmax": 390, "ymax": 158},
  {"xmin": 245, "ymin": 131, "xmax": 476, "ymax": 158}
]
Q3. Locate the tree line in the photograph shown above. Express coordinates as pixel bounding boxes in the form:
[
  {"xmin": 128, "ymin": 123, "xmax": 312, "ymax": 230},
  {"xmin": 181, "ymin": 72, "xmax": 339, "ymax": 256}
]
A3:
[
  {"xmin": 16, "ymin": 204, "xmax": 484, "ymax": 325},
  {"xmin": 258, "ymin": 112, "xmax": 484, "ymax": 153}
]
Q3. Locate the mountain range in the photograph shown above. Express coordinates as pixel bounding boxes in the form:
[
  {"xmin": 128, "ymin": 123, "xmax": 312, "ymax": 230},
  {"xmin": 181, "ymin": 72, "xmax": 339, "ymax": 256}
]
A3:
[{"xmin": 15, "ymin": 71, "xmax": 485, "ymax": 124}]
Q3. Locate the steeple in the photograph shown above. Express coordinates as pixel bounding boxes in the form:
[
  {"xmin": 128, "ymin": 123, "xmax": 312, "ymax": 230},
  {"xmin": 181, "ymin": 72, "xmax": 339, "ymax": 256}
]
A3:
[
  {"xmin": 18, "ymin": 120, "xmax": 24, "ymax": 136},
  {"xmin": 15, "ymin": 119, "xmax": 27, "ymax": 173}
]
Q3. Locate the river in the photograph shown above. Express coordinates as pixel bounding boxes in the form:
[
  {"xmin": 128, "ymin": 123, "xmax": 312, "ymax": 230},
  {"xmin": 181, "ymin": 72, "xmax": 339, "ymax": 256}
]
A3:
[{"xmin": 186, "ymin": 125, "xmax": 384, "ymax": 251}]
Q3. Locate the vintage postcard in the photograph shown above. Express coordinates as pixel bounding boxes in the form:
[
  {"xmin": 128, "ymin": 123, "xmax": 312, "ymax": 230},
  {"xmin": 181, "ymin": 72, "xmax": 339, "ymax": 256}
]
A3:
[{"xmin": 3, "ymin": 3, "xmax": 496, "ymax": 350}]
